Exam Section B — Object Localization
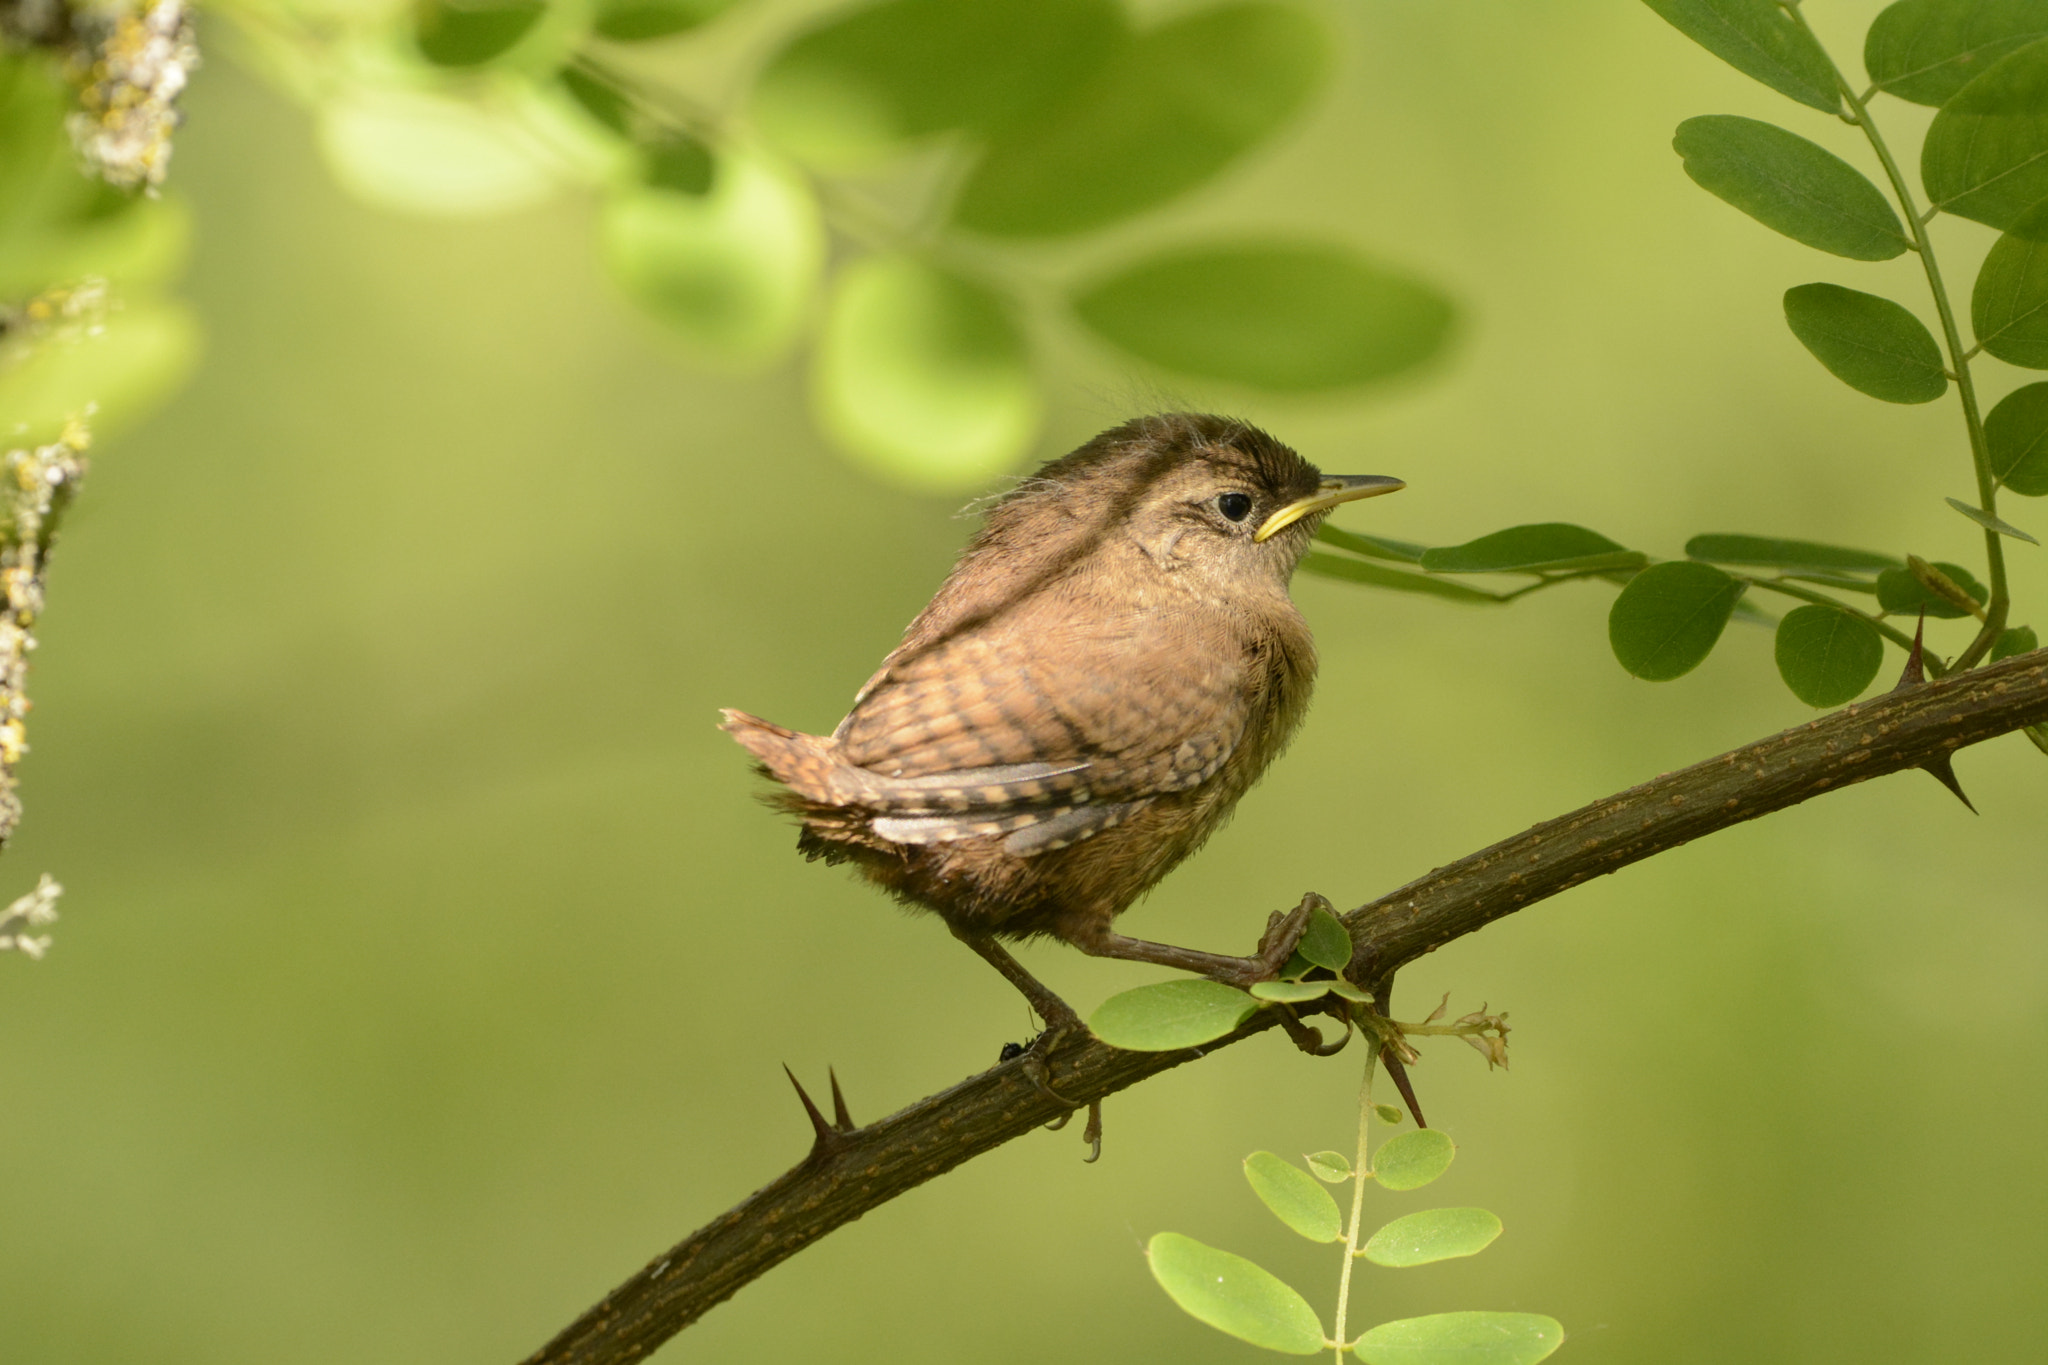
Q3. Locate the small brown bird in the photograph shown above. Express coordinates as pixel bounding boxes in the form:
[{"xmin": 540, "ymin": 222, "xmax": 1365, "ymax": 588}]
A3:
[{"xmin": 723, "ymin": 413, "xmax": 1401, "ymax": 1041}]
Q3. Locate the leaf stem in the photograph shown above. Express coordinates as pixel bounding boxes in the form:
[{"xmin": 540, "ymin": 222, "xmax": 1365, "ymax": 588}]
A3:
[
  {"xmin": 1330, "ymin": 1049, "xmax": 1379, "ymax": 1359},
  {"xmin": 1788, "ymin": 9, "xmax": 2011, "ymax": 666}
]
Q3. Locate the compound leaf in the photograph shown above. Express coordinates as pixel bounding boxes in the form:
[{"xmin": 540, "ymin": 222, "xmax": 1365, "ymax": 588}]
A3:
[
  {"xmin": 1985, "ymin": 380, "xmax": 2048, "ymax": 493},
  {"xmin": 1147, "ymin": 1233, "xmax": 1326, "ymax": 1354},
  {"xmin": 1783, "ymin": 283, "xmax": 1947, "ymax": 403},
  {"xmin": 1090, "ymin": 980, "xmax": 1258, "ymax": 1050},
  {"xmin": 1684, "ymin": 533, "xmax": 1901, "ymax": 573},
  {"xmin": 1673, "ymin": 115, "xmax": 1907, "ymax": 259},
  {"xmin": 1922, "ymin": 35, "xmax": 2048, "ymax": 229},
  {"xmin": 1774, "ymin": 604, "xmax": 1884, "ymax": 706},
  {"xmin": 1868, "ymin": 0, "xmax": 2048, "ymax": 106},
  {"xmin": 1419, "ymin": 523, "xmax": 1642, "ymax": 574},
  {"xmin": 1355, "ymin": 1312, "xmax": 1565, "ymax": 1365},
  {"xmin": 1371, "ymin": 1128, "xmax": 1456, "ymax": 1191},
  {"xmin": 1245, "ymin": 1152, "xmax": 1344, "ymax": 1242},
  {"xmin": 1361, "ymin": 1208, "xmax": 1504, "ymax": 1268},
  {"xmin": 1641, "ymin": 0, "xmax": 1840, "ymax": 111},
  {"xmin": 1609, "ymin": 561, "xmax": 1746, "ymax": 680}
]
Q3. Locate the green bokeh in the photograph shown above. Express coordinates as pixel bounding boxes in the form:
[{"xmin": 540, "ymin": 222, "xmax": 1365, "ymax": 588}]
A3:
[{"xmin": 3, "ymin": 4, "xmax": 2047, "ymax": 1365}]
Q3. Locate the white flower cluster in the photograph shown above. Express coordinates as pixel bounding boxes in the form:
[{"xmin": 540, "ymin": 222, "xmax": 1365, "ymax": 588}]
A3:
[
  {"xmin": 65, "ymin": 0, "xmax": 199, "ymax": 192},
  {"xmin": 0, "ymin": 873, "xmax": 63, "ymax": 960}
]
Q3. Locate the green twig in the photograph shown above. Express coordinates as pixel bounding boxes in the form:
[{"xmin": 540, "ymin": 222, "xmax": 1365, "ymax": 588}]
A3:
[{"xmin": 1329, "ymin": 1049, "xmax": 1379, "ymax": 1360}]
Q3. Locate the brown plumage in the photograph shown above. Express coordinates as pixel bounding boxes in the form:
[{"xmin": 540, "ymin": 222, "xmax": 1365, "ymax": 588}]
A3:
[{"xmin": 723, "ymin": 413, "xmax": 1402, "ymax": 1034}]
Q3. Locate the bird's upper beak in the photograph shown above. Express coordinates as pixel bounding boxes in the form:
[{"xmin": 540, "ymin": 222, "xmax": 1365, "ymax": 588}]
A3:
[{"xmin": 1254, "ymin": 474, "xmax": 1406, "ymax": 542}]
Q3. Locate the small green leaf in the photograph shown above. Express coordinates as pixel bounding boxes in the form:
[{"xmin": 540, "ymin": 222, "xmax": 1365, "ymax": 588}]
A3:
[
  {"xmin": 1868, "ymin": 0, "xmax": 2048, "ymax": 106},
  {"xmin": 594, "ymin": 0, "xmax": 739, "ymax": 42},
  {"xmin": 1685, "ymin": 533, "xmax": 1901, "ymax": 574},
  {"xmin": 1251, "ymin": 979, "xmax": 1332, "ymax": 1002},
  {"xmin": 1608, "ymin": 561, "xmax": 1746, "ymax": 681},
  {"xmin": 601, "ymin": 152, "xmax": 822, "ymax": 368},
  {"xmin": 953, "ymin": 3, "xmax": 1329, "ymax": 236},
  {"xmin": 1300, "ymin": 554, "xmax": 1506, "ymax": 603},
  {"xmin": 1090, "ymin": 980, "xmax": 1258, "ymax": 1050},
  {"xmin": 1418, "ymin": 523, "xmax": 1643, "ymax": 574},
  {"xmin": 1782, "ymin": 283, "xmax": 1947, "ymax": 403},
  {"xmin": 1973, "ymin": 204, "xmax": 2048, "ymax": 368},
  {"xmin": 1355, "ymin": 1311, "xmax": 1565, "ymax": 1365},
  {"xmin": 1146, "ymin": 1232, "xmax": 1326, "ymax": 1355},
  {"xmin": 1374, "ymin": 1103, "xmax": 1406, "ymax": 1126},
  {"xmin": 1640, "ymin": 0, "xmax": 1840, "ymax": 112},
  {"xmin": 1947, "ymin": 496, "xmax": 2040, "ymax": 542},
  {"xmin": 1280, "ymin": 950, "xmax": 1315, "ymax": 980},
  {"xmin": 1330, "ymin": 979, "xmax": 1374, "ymax": 1004},
  {"xmin": 558, "ymin": 66, "xmax": 634, "ymax": 136},
  {"xmin": 1672, "ymin": 115, "xmax": 1907, "ymax": 260},
  {"xmin": 751, "ymin": 0, "xmax": 1127, "ymax": 168},
  {"xmin": 1774, "ymin": 605, "xmax": 1884, "ymax": 707},
  {"xmin": 1296, "ymin": 905, "xmax": 1353, "ymax": 971},
  {"xmin": 318, "ymin": 89, "xmax": 561, "ymax": 217},
  {"xmin": 1876, "ymin": 560, "xmax": 1988, "ymax": 617},
  {"xmin": 1245, "ymin": 1152, "xmax": 1344, "ymax": 1242},
  {"xmin": 1361, "ymin": 1207, "xmax": 1503, "ymax": 1267},
  {"xmin": 415, "ymin": 0, "xmax": 545, "ymax": 68},
  {"xmin": 1985, "ymin": 381, "xmax": 2048, "ymax": 494},
  {"xmin": 1994, "ymin": 625, "xmax": 2040, "ymax": 659},
  {"xmin": 1922, "ymin": 36, "xmax": 2048, "ymax": 229},
  {"xmin": 1317, "ymin": 524, "xmax": 1427, "ymax": 563},
  {"xmin": 812, "ymin": 255, "xmax": 1040, "ymax": 492},
  {"xmin": 1371, "ymin": 1128, "xmax": 1456, "ymax": 1191},
  {"xmin": 1306, "ymin": 1151, "xmax": 1353, "ymax": 1183},
  {"xmin": 1072, "ymin": 242, "xmax": 1452, "ymax": 391}
]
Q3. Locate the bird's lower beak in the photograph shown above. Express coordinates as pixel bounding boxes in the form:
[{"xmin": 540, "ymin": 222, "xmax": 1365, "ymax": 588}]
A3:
[{"xmin": 1254, "ymin": 474, "xmax": 1406, "ymax": 542}]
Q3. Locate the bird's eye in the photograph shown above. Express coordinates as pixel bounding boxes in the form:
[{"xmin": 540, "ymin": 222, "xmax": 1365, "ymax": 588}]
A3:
[{"xmin": 1217, "ymin": 492, "xmax": 1254, "ymax": 523}]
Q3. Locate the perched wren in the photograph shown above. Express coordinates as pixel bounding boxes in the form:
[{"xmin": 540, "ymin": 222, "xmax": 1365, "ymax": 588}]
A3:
[{"xmin": 723, "ymin": 413, "xmax": 1402, "ymax": 1036}]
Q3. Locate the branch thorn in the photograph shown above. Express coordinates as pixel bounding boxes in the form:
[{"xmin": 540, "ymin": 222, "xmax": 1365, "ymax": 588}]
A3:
[
  {"xmin": 1893, "ymin": 614, "xmax": 1929, "ymax": 691},
  {"xmin": 783, "ymin": 1065, "xmax": 852, "ymax": 1160},
  {"xmin": 1919, "ymin": 749, "xmax": 1978, "ymax": 813}
]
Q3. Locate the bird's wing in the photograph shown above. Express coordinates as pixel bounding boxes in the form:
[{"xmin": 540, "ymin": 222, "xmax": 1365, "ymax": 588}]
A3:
[{"xmin": 833, "ymin": 613, "xmax": 1249, "ymax": 849}]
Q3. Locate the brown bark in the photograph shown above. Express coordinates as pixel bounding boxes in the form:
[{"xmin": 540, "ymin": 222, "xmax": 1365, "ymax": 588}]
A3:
[{"xmin": 523, "ymin": 648, "xmax": 2048, "ymax": 1365}]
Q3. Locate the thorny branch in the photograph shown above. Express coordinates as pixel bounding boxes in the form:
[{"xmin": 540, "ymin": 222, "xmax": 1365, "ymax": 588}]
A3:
[{"xmin": 523, "ymin": 646, "xmax": 2048, "ymax": 1365}]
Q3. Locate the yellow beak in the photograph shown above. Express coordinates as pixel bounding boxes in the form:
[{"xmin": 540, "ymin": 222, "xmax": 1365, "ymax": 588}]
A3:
[{"xmin": 1254, "ymin": 474, "xmax": 1406, "ymax": 542}]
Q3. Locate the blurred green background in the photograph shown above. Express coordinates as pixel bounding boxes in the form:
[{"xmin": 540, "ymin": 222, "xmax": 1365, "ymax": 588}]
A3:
[{"xmin": 4, "ymin": 0, "xmax": 2047, "ymax": 1361}]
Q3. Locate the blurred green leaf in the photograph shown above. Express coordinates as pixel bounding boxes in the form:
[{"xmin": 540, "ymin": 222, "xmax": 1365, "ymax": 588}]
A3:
[
  {"xmin": 602, "ymin": 151, "xmax": 822, "ymax": 368},
  {"xmin": 415, "ymin": 0, "xmax": 545, "ymax": 68},
  {"xmin": 1300, "ymin": 554, "xmax": 1506, "ymax": 602},
  {"xmin": 1361, "ymin": 1207, "xmax": 1503, "ymax": 1267},
  {"xmin": 1356, "ymin": 1312, "xmax": 1565, "ymax": 1365},
  {"xmin": 1684, "ymin": 533, "xmax": 1901, "ymax": 573},
  {"xmin": 1609, "ymin": 561, "xmax": 1745, "ymax": 680},
  {"xmin": 1868, "ymin": 0, "xmax": 2048, "ymax": 106},
  {"xmin": 1947, "ymin": 496, "xmax": 2039, "ymax": 542},
  {"xmin": 1774, "ymin": 605, "xmax": 1883, "ymax": 706},
  {"xmin": 1072, "ymin": 242, "xmax": 1450, "ymax": 390},
  {"xmin": 1994, "ymin": 624, "xmax": 2040, "ymax": 659},
  {"xmin": 1244, "ymin": 1151, "xmax": 1344, "ymax": 1242},
  {"xmin": 643, "ymin": 133, "xmax": 715, "ymax": 195},
  {"xmin": 751, "ymin": 0, "xmax": 1126, "ymax": 168},
  {"xmin": 1090, "ymin": 980, "xmax": 1258, "ymax": 1050},
  {"xmin": 594, "ymin": 0, "xmax": 739, "ymax": 42},
  {"xmin": 1782, "ymin": 283, "xmax": 1947, "ymax": 403},
  {"xmin": 1318, "ymin": 525, "xmax": 1427, "ymax": 563},
  {"xmin": 953, "ymin": 3, "xmax": 1328, "ymax": 236},
  {"xmin": 1420, "ymin": 523, "xmax": 1641, "ymax": 574},
  {"xmin": 1672, "ymin": 115, "xmax": 1907, "ymax": 260},
  {"xmin": 1640, "ymin": 0, "xmax": 1840, "ymax": 112},
  {"xmin": 1251, "ymin": 979, "xmax": 1331, "ymax": 1002},
  {"xmin": 1922, "ymin": 36, "xmax": 2048, "ymax": 229},
  {"xmin": 1297, "ymin": 905, "xmax": 1352, "ymax": 970},
  {"xmin": 1985, "ymin": 380, "xmax": 2048, "ymax": 494},
  {"xmin": 318, "ymin": 89, "xmax": 562, "ymax": 217},
  {"xmin": 812, "ymin": 256, "xmax": 1039, "ymax": 492},
  {"xmin": 1374, "ymin": 1103, "xmax": 1406, "ymax": 1125},
  {"xmin": 1146, "ymin": 1232, "xmax": 1326, "ymax": 1354},
  {"xmin": 1876, "ymin": 560, "xmax": 1987, "ymax": 617},
  {"xmin": 1306, "ymin": 1150, "xmax": 1354, "ymax": 1183},
  {"xmin": 0, "ymin": 298, "xmax": 201, "ymax": 442},
  {"xmin": 558, "ymin": 65, "xmax": 635, "ymax": 136},
  {"xmin": 1371, "ymin": 1128, "xmax": 1455, "ymax": 1191}
]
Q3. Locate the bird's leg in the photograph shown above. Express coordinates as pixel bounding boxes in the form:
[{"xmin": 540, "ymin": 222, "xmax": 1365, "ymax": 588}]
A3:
[
  {"xmin": 1062, "ymin": 893, "xmax": 1322, "ymax": 988},
  {"xmin": 951, "ymin": 927, "xmax": 1086, "ymax": 1108}
]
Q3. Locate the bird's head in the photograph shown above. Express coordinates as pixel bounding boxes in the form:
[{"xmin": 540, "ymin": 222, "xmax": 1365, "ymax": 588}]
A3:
[{"xmin": 984, "ymin": 414, "xmax": 1403, "ymax": 599}]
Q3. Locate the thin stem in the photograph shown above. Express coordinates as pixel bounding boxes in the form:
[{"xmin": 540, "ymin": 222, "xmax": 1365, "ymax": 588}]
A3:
[
  {"xmin": 1786, "ymin": 7, "xmax": 2011, "ymax": 664},
  {"xmin": 1736, "ymin": 573, "xmax": 1945, "ymax": 673},
  {"xmin": 1330, "ymin": 1050, "xmax": 1379, "ymax": 1359}
]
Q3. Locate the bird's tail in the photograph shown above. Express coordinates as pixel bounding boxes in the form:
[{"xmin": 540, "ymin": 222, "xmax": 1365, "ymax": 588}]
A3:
[{"xmin": 719, "ymin": 709, "xmax": 843, "ymax": 805}]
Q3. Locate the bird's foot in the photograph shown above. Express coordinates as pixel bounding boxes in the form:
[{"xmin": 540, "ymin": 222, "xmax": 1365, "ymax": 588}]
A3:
[
  {"xmin": 1253, "ymin": 891, "xmax": 1331, "ymax": 977},
  {"xmin": 998, "ymin": 1012, "xmax": 1103, "ymax": 1160}
]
